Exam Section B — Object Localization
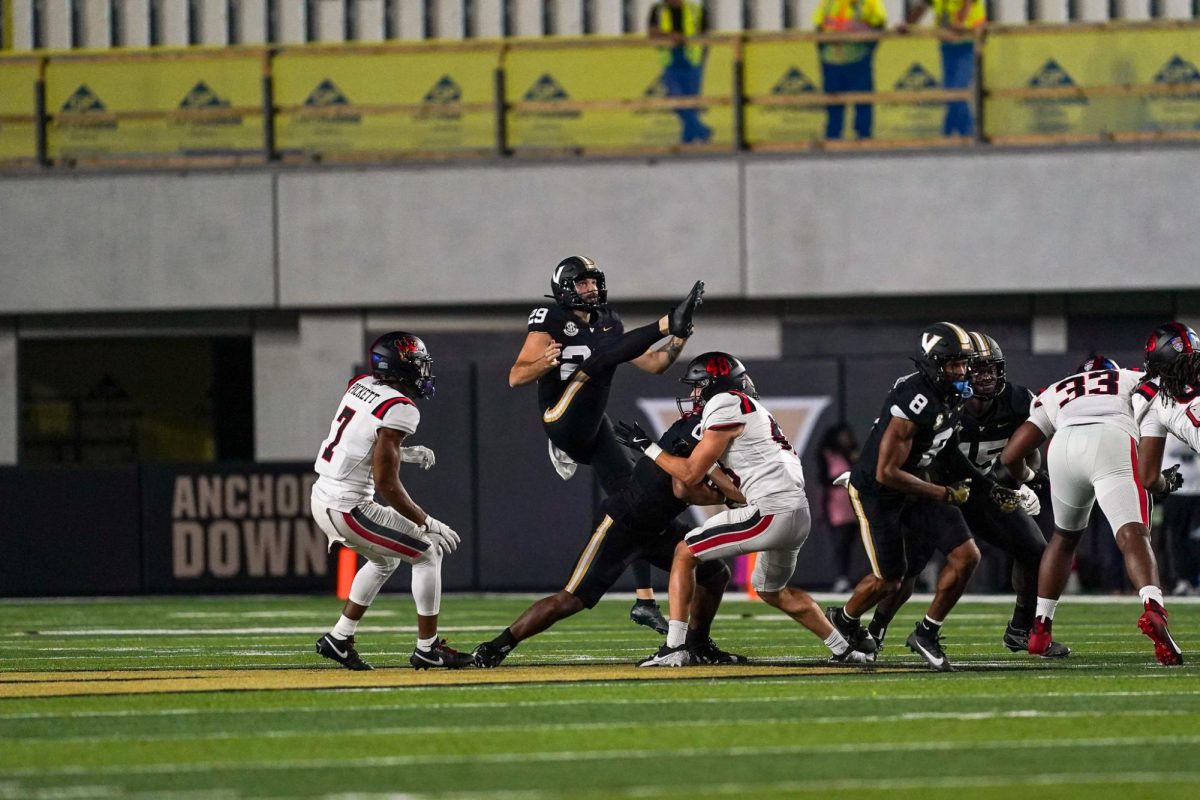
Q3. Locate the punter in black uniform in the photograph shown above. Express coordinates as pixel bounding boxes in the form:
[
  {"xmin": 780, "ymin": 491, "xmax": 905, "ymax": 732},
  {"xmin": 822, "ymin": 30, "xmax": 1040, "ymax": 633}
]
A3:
[
  {"xmin": 471, "ymin": 415, "xmax": 743, "ymax": 667},
  {"xmin": 825, "ymin": 322, "xmax": 1020, "ymax": 671},
  {"xmin": 861, "ymin": 332, "xmax": 1069, "ymax": 659},
  {"xmin": 509, "ymin": 256, "xmax": 705, "ymax": 633}
]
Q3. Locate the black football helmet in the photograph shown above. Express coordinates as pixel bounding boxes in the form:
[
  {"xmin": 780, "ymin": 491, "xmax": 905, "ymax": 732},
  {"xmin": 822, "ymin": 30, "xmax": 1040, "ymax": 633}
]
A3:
[
  {"xmin": 1076, "ymin": 353, "xmax": 1120, "ymax": 373},
  {"xmin": 914, "ymin": 322, "xmax": 976, "ymax": 398},
  {"xmin": 677, "ymin": 352, "xmax": 757, "ymax": 416},
  {"xmin": 550, "ymin": 256, "xmax": 607, "ymax": 311},
  {"xmin": 967, "ymin": 331, "xmax": 1006, "ymax": 400},
  {"xmin": 369, "ymin": 331, "xmax": 436, "ymax": 399}
]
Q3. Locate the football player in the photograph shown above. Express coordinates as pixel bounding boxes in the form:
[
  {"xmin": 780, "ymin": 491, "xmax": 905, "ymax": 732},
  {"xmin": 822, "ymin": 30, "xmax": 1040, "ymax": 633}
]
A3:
[
  {"xmin": 471, "ymin": 413, "xmax": 744, "ymax": 668},
  {"xmin": 510, "ymin": 256, "xmax": 705, "ymax": 634},
  {"xmin": 861, "ymin": 332, "xmax": 1069, "ymax": 659},
  {"xmin": 310, "ymin": 332, "xmax": 472, "ymax": 671},
  {"xmin": 996, "ymin": 344, "xmax": 1184, "ymax": 666},
  {"xmin": 824, "ymin": 322, "xmax": 1020, "ymax": 672},
  {"xmin": 617, "ymin": 353, "xmax": 872, "ymax": 667}
]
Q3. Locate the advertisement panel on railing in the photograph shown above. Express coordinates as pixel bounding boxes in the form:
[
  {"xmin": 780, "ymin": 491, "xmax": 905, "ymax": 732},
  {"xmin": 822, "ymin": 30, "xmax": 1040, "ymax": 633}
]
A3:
[
  {"xmin": 0, "ymin": 59, "xmax": 38, "ymax": 162},
  {"xmin": 273, "ymin": 47, "xmax": 497, "ymax": 157},
  {"xmin": 505, "ymin": 39, "xmax": 734, "ymax": 150},
  {"xmin": 45, "ymin": 55, "xmax": 262, "ymax": 161},
  {"xmin": 985, "ymin": 27, "xmax": 1200, "ymax": 140},
  {"xmin": 743, "ymin": 35, "xmax": 946, "ymax": 146}
]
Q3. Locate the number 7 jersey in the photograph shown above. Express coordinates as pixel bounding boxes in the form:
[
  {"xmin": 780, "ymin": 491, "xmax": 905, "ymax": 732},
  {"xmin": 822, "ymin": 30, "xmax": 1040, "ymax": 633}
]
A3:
[{"xmin": 1027, "ymin": 368, "xmax": 1149, "ymax": 440}]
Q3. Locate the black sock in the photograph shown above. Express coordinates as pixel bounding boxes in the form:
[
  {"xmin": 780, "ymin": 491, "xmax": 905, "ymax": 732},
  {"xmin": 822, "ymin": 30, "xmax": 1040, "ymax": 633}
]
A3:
[
  {"xmin": 635, "ymin": 598, "xmax": 659, "ymax": 608},
  {"xmin": 835, "ymin": 607, "xmax": 858, "ymax": 629},
  {"xmin": 867, "ymin": 620, "xmax": 888, "ymax": 646},
  {"xmin": 916, "ymin": 617, "xmax": 942, "ymax": 637},
  {"xmin": 1010, "ymin": 602, "xmax": 1034, "ymax": 632},
  {"xmin": 490, "ymin": 628, "xmax": 518, "ymax": 654}
]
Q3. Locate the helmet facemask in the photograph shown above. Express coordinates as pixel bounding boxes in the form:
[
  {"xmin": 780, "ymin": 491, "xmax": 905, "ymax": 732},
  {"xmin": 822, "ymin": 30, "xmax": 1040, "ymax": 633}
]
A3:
[{"xmin": 551, "ymin": 257, "xmax": 608, "ymax": 311}]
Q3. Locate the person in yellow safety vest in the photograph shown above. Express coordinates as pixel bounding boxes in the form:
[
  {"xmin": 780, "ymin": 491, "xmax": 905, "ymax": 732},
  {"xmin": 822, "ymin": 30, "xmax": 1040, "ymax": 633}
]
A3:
[
  {"xmin": 648, "ymin": 0, "xmax": 712, "ymax": 144},
  {"xmin": 900, "ymin": 0, "xmax": 987, "ymax": 136},
  {"xmin": 813, "ymin": 0, "xmax": 888, "ymax": 141}
]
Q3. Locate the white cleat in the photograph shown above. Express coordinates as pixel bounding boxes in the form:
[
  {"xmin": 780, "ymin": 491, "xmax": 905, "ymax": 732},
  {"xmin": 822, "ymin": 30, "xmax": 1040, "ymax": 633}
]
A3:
[{"xmin": 637, "ymin": 644, "xmax": 694, "ymax": 667}]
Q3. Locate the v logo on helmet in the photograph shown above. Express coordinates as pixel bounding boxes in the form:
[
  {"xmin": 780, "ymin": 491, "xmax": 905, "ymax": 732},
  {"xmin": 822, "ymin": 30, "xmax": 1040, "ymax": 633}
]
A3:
[{"xmin": 921, "ymin": 332, "xmax": 944, "ymax": 354}]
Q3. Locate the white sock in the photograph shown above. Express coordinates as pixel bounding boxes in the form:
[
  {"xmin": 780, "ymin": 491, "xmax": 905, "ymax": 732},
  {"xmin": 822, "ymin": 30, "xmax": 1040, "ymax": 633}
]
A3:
[
  {"xmin": 1035, "ymin": 597, "xmax": 1059, "ymax": 621},
  {"xmin": 667, "ymin": 619, "xmax": 688, "ymax": 648},
  {"xmin": 824, "ymin": 629, "xmax": 849, "ymax": 655},
  {"xmin": 331, "ymin": 615, "xmax": 359, "ymax": 639},
  {"xmin": 417, "ymin": 634, "xmax": 438, "ymax": 651},
  {"xmin": 1138, "ymin": 585, "xmax": 1164, "ymax": 607}
]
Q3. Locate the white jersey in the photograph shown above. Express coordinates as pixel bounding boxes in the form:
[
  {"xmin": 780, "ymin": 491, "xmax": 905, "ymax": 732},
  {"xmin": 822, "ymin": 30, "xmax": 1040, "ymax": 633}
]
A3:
[
  {"xmin": 1027, "ymin": 368, "xmax": 1150, "ymax": 441},
  {"xmin": 1137, "ymin": 379, "xmax": 1200, "ymax": 456},
  {"xmin": 701, "ymin": 391, "xmax": 806, "ymax": 514},
  {"xmin": 312, "ymin": 375, "xmax": 421, "ymax": 511}
]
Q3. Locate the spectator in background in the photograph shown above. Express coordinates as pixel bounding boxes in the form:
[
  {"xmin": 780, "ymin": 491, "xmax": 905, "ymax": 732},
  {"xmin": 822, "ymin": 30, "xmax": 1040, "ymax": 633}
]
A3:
[
  {"xmin": 818, "ymin": 421, "xmax": 861, "ymax": 591},
  {"xmin": 814, "ymin": 0, "xmax": 887, "ymax": 141},
  {"xmin": 899, "ymin": 0, "xmax": 986, "ymax": 136},
  {"xmin": 648, "ymin": 0, "xmax": 712, "ymax": 144}
]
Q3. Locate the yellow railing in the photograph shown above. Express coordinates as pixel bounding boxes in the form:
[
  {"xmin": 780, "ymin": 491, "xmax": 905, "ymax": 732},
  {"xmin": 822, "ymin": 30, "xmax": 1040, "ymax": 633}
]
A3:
[{"xmin": 0, "ymin": 22, "xmax": 1196, "ymax": 168}]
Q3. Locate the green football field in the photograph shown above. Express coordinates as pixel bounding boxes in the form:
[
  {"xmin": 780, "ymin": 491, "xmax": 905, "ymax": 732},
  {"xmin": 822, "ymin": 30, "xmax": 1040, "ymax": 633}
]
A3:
[{"xmin": 1, "ymin": 593, "xmax": 1197, "ymax": 799}]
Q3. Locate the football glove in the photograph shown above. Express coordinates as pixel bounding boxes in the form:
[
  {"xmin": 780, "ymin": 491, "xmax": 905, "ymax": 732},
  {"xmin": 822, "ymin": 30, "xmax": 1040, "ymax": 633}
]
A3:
[
  {"xmin": 422, "ymin": 515, "xmax": 460, "ymax": 554},
  {"xmin": 667, "ymin": 280, "xmax": 705, "ymax": 338},
  {"xmin": 400, "ymin": 445, "xmax": 436, "ymax": 471},
  {"xmin": 1154, "ymin": 464, "xmax": 1184, "ymax": 499},
  {"xmin": 1016, "ymin": 484, "xmax": 1041, "ymax": 516},
  {"xmin": 944, "ymin": 479, "xmax": 972, "ymax": 506},
  {"xmin": 615, "ymin": 421, "xmax": 653, "ymax": 453},
  {"xmin": 989, "ymin": 483, "xmax": 1021, "ymax": 513}
]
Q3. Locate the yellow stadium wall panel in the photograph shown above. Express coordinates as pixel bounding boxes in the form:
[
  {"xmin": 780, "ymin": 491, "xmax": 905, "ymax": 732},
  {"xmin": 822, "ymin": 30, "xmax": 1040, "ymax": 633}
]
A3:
[
  {"xmin": 272, "ymin": 46, "xmax": 499, "ymax": 159},
  {"xmin": 45, "ymin": 54, "xmax": 263, "ymax": 163},
  {"xmin": 0, "ymin": 58, "xmax": 38, "ymax": 163},
  {"xmin": 984, "ymin": 26, "xmax": 1200, "ymax": 140}
]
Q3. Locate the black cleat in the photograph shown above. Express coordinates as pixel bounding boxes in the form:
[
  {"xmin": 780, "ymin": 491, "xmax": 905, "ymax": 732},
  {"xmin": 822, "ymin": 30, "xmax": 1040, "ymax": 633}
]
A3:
[
  {"xmin": 1003, "ymin": 623, "xmax": 1071, "ymax": 658},
  {"xmin": 637, "ymin": 643, "xmax": 694, "ymax": 667},
  {"xmin": 906, "ymin": 626, "xmax": 953, "ymax": 672},
  {"xmin": 667, "ymin": 280, "xmax": 705, "ymax": 338},
  {"xmin": 630, "ymin": 601, "xmax": 669, "ymax": 635},
  {"xmin": 825, "ymin": 606, "xmax": 877, "ymax": 654},
  {"xmin": 690, "ymin": 637, "xmax": 748, "ymax": 665},
  {"xmin": 472, "ymin": 640, "xmax": 511, "ymax": 669},
  {"xmin": 410, "ymin": 638, "xmax": 474, "ymax": 670},
  {"xmin": 316, "ymin": 634, "xmax": 373, "ymax": 671}
]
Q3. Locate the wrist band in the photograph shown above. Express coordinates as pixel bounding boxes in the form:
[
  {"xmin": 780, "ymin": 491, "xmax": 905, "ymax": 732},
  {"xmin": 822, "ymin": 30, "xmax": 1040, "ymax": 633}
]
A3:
[
  {"xmin": 644, "ymin": 443, "xmax": 664, "ymax": 461},
  {"xmin": 706, "ymin": 462, "xmax": 721, "ymax": 476}
]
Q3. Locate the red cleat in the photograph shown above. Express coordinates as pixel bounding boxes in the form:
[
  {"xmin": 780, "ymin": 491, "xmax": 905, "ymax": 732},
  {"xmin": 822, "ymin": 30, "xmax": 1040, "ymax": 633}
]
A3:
[
  {"xmin": 1028, "ymin": 617, "xmax": 1053, "ymax": 656},
  {"xmin": 1138, "ymin": 600, "xmax": 1184, "ymax": 666}
]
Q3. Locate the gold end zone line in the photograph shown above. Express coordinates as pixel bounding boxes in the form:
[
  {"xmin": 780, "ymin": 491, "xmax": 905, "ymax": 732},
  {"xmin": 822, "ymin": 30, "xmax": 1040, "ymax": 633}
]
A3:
[{"xmin": 0, "ymin": 664, "xmax": 916, "ymax": 699}]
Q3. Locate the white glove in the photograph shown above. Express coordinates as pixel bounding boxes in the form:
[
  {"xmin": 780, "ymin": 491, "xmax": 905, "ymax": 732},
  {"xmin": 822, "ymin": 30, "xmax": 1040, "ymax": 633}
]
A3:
[
  {"xmin": 832, "ymin": 471, "xmax": 851, "ymax": 489},
  {"xmin": 1016, "ymin": 484, "xmax": 1041, "ymax": 516},
  {"xmin": 422, "ymin": 515, "xmax": 460, "ymax": 554},
  {"xmin": 400, "ymin": 445, "xmax": 436, "ymax": 471}
]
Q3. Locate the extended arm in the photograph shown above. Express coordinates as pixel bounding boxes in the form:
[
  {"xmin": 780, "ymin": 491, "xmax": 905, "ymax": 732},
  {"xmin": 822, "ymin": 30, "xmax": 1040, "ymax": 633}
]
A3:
[
  {"xmin": 509, "ymin": 331, "xmax": 561, "ymax": 387},
  {"xmin": 631, "ymin": 335, "xmax": 688, "ymax": 374},
  {"xmin": 1137, "ymin": 435, "xmax": 1182, "ymax": 497}
]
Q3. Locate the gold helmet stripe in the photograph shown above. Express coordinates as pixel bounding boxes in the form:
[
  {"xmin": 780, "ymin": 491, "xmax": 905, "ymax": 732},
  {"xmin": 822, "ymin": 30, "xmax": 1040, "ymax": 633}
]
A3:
[
  {"xmin": 969, "ymin": 331, "xmax": 992, "ymax": 359},
  {"xmin": 940, "ymin": 321, "xmax": 972, "ymax": 348}
]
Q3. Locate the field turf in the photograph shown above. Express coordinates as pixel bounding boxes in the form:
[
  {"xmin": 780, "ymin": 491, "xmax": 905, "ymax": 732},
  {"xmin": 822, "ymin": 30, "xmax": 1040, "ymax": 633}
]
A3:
[{"xmin": 1, "ymin": 594, "xmax": 1197, "ymax": 799}]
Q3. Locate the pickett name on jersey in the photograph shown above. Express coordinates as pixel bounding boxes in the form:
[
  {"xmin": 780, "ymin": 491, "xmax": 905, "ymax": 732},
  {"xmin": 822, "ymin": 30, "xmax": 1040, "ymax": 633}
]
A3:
[{"xmin": 348, "ymin": 382, "xmax": 381, "ymax": 404}]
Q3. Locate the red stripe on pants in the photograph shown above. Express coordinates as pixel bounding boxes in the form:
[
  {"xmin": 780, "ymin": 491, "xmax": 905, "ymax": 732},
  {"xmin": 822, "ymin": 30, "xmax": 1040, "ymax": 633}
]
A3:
[
  {"xmin": 342, "ymin": 511, "xmax": 424, "ymax": 559},
  {"xmin": 1129, "ymin": 438, "xmax": 1149, "ymax": 527},
  {"xmin": 689, "ymin": 514, "xmax": 774, "ymax": 555}
]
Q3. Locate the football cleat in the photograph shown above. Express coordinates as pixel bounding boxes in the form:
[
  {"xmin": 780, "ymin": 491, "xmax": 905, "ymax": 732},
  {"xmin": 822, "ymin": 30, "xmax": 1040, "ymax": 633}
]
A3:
[
  {"xmin": 637, "ymin": 643, "xmax": 694, "ymax": 667},
  {"xmin": 630, "ymin": 601, "xmax": 669, "ymax": 635},
  {"xmin": 1027, "ymin": 617, "xmax": 1053, "ymax": 657},
  {"xmin": 1004, "ymin": 622, "xmax": 1070, "ymax": 658},
  {"xmin": 410, "ymin": 638, "xmax": 474, "ymax": 670},
  {"xmin": 667, "ymin": 281, "xmax": 705, "ymax": 338},
  {"xmin": 829, "ymin": 648, "xmax": 873, "ymax": 665},
  {"xmin": 690, "ymin": 637, "xmax": 748, "ymax": 665},
  {"xmin": 472, "ymin": 641, "xmax": 510, "ymax": 669},
  {"xmin": 906, "ymin": 626, "xmax": 953, "ymax": 672},
  {"xmin": 315, "ymin": 634, "xmax": 373, "ymax": 671},
  {"xmin": 1138, "ymin": 600, "xmax": 1184, "ymax": 666},
  {"xmin": 825, "ymin": 606, "xmax": 877, "ymax": 654}
]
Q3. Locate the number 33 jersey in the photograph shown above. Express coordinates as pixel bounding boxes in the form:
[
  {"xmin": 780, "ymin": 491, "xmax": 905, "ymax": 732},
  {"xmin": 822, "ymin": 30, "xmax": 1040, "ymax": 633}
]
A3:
[
  {"xmin": 312, "ymin": 375, "xmax": 421, "ymax": 511},
  {"xmin": 702, "ymin": 391, "xmax": 806, "ymax": 513},
  {"xmin": 1027, "ymin": 368, "xmax": 1149, "ymax": 440}
]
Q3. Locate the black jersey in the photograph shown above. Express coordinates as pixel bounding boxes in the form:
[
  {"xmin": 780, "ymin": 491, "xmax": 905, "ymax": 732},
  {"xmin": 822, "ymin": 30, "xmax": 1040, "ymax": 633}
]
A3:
[
  {"xmin": 851, "ymin": 371, "xmax": 963, "ymax": 497},
  {"xmin": 603, "ymin": 415, "xmax": 702, "ymax": 534},
  {"xmin": 528, "ymin": 303, "xmax": 627, "ymax": 414},
  {"xmin": 954, "ymin": 383, "xmax": 1035, "ymax": 468}
]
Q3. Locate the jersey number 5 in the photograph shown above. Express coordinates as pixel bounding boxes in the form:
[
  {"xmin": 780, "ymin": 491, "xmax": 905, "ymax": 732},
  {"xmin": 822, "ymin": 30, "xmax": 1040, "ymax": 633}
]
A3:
[{"xmin": 321, "ymin": 406, "xmax": 356, "ymax": 461}]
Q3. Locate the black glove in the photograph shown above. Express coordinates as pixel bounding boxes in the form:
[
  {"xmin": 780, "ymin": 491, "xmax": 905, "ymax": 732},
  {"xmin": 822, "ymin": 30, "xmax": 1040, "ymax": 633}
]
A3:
[
  {"xmin": 614, "ymin": 421, "xmax": 653, "ymax": 453},
  {"xmin": 1154, "ymin": 464, "xmax": 1184, "ymax": 499},
  {"xmin": 667, "ymin": 280, "xmax": 705, "ymax": 338}
]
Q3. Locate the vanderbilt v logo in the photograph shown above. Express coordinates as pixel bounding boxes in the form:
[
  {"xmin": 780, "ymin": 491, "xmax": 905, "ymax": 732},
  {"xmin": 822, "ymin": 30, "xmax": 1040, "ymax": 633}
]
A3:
[{"xmin": 921, "ymin": 332, "xmax": 944, "ymax": 354}]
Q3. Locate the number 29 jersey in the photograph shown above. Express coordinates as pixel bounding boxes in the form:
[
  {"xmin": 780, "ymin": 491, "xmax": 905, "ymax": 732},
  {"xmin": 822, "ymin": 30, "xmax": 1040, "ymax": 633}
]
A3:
[
  {"xmin": 528, "ymin": 304, "xmax": 626, "ymax": 415},
  {"xmin": 702, "ymin": 391, "xmax": 806, "ymax": 514},
  {"xmin": 851, "ymin": 372, "xmax": 962, "ymax": 498},
  {"xmin": 312, "ymin": 375, "xmax": 421, "ymax": 511},
  {"xmin": 1027, "ymin": 368, "xmax": 1148, "ymax": 440}
]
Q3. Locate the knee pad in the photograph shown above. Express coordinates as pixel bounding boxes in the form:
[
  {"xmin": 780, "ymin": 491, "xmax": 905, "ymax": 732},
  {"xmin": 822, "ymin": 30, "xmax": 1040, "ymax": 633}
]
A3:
[{"xmin": 697, "ymin": 559, "xmax": 731, "ymax": 591}]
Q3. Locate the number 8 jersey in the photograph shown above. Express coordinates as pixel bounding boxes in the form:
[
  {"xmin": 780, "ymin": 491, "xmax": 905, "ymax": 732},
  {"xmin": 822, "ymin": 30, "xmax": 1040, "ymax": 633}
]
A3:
[
  {"xmin": 312, "ymin": 375, "xmax": 421, "ymax": 511},
  {"xmin": 1027, "ymin": 368, "xmax": 1149, "ymax": 440}
]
